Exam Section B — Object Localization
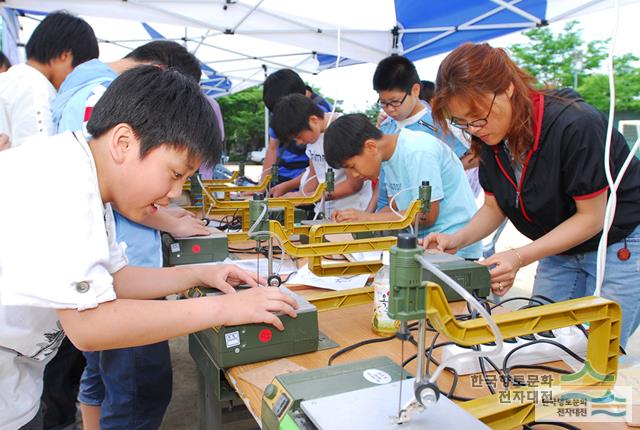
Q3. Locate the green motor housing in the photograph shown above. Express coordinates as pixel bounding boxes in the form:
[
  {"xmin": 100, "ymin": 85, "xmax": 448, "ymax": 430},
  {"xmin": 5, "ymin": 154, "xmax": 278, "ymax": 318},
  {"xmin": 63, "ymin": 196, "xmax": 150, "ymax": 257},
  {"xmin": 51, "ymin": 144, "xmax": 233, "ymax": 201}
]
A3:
[{"xmin": 388, "ymin": 234, "xmax": 425, "ymax": 322}]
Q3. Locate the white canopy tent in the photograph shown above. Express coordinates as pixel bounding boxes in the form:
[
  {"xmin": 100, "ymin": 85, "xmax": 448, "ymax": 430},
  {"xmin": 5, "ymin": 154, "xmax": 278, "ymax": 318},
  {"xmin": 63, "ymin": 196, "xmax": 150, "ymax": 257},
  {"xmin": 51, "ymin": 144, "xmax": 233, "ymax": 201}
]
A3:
[{"xmin": 3, "ymin": 0, "xmax": 638, "ymax": 96}]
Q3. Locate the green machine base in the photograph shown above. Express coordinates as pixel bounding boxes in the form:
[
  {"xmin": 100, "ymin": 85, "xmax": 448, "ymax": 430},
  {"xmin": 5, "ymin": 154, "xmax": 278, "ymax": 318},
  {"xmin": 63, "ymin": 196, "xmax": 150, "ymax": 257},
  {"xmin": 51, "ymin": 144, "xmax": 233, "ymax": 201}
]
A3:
[
  {"xmin": 269, "ymin": 207, "xmax": 307, "ymax": 225},
  {"xmin": 421, "ymin": 252, "xmax": 491, "ymax": 301},
  {"xmin": 261, "ymin": 356, "xmax": 412, "ymax": 430},
  {"xmin": 191, "ymin": 287, "xmax": 319, "ymax": 368},
  {"xmin": 162, "ymin": 230, "xmax": 229, "ymax": 266}
]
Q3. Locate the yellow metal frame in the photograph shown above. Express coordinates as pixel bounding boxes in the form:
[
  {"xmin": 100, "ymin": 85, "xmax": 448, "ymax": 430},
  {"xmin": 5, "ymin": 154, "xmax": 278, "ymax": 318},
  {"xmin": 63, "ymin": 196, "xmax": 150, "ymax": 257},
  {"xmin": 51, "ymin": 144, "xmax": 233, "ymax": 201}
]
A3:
[
  {"xmin": 269, "ymin": 200, "xmax": 422, "ymax": 276},
  {"xmin": 182, "ymin": 171, "xmax": 239, "ymax": 191},
  {"xmin": 203, "ymin": 175, "xmax": 272, "ymax": 201},
  {"xmin": 421, "ymin": 282, "xmax": 622, "ymax": 429}
]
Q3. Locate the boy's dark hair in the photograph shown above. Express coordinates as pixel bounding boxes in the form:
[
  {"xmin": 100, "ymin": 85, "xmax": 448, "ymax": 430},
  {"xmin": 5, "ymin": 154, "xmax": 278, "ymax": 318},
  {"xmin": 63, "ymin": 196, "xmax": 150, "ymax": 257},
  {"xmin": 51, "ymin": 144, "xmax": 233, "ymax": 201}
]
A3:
[
  {"xmin": 25, "ymin": 11, "xmax": 98, "ymax": 67},
  {"xmin": 271, "ymin": 94, "xmax": 324, "ymax": 142},
  {"xmin": 87, "ymin": 66, "xmax": 221, "ymax": 169},
  {"xmin": 263, "ymin": 69, "xmax": 306, "ymax": 111},
  {"xmin": 373, "ymin": 55, "xmax": 420, "ymax": 93},
  {"xmin": 324, "ymin": 114, "xmax": 382, "ymax": 169},
  {"xmin": 0, "ymin": 52, "xmax": 11, "ymax": 69},
  {"xmin": 125, "ymin": 41, "xmax": 201, "ymax": 82},
  {"xmin": 420, "ymin": 80, "xmax": 435, "ymax": 103}
]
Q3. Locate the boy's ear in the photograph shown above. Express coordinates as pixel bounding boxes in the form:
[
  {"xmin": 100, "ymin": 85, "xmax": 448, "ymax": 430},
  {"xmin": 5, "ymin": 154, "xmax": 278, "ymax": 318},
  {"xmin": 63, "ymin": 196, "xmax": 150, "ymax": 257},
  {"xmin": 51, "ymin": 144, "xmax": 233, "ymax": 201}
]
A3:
[
  {"xmin": 51, "ymin": 50, "xmax": 72, "ymax": 66},
  {"xmin": 411, "ymin": 82, "xmax": 421, "ymax": 97},
  {"xmin": 108, "ymin": 123, "xmax": 136, "ymax": 164},
  {"xmin": 363, "ymin": 138, "xmax": 378, "ymax": 155}
]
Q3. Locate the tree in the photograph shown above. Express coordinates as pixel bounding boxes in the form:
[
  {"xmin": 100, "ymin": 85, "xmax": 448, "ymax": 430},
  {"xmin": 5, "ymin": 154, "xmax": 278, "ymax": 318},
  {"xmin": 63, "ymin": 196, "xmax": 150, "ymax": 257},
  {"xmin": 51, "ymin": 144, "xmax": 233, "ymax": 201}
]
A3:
[
  {"xmin": 357, "ymin": 102, "xmax": 381, "ymax": 125},
  {"xmin": 216, "ymin": 86, "xmax": 265, "ymax": 161},
  {"xmin": 509, "ymin": 21, "xmax": 640, "ymax": 113},
  {"xmin": 509, "ymin": 21, "xmax": 608, "ymax": 89},
  {"xmin": 578, "ymin": 54, "xmax": 640, "ymax": 112}
]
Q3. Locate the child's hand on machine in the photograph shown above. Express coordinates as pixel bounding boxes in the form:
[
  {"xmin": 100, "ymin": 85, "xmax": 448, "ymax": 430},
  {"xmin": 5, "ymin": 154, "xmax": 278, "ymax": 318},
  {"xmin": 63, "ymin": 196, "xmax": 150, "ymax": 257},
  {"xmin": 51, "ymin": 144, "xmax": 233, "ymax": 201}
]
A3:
[
  {"xmin": 420, "ymin": 232, "xmax": 458, "ymax": 254},
  {"xmin": 269, "ymin": 183, "xmax": 289, "ymax": 197},
  {"xmin": 219, "ymin": 287, "xmax": 299, "ymax": 330},
  {"xmin": 332, "ymin": 209, "xmax": 371, "ymax": 223},
  {"xmin": 194, "ymin": 264, "xmax": 267, "ymax": 294},
  {"xmin": 162, "ymin": 206, "xmax": 197, "ymax": 219},
  {"xmin": 167, "ymin": 214, "xmax": 211, "ymax": 237},
  {"xmin": 281, "ymin": 191, "xmax": 303, "ymax": 199}
]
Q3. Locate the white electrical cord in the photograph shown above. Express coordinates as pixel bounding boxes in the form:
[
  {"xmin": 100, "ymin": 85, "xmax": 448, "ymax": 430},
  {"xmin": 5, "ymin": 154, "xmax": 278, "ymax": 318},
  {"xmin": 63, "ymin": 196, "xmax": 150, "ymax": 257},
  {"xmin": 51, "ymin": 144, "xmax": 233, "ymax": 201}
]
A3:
[
  {"xmin": 415, "ymin": 255, "xmax": 504, "ymax": 384},
  {"xmin": 247, "ymin": 201, "xmax": 287, "ymax": 275},
  {"xmin": 594, "ymin": 0, "xmax": 624, "ymax": 296},
  {"xmin": 299, "ymin": 173, "xmax": 317, "ymax": 197},
  {"xmin": 389, "ymin": 186, "xmax": 417, "ymax": 235},
  {"xmin": 196, "ymin": 174, "xmax": 217, "ymax": 218}
]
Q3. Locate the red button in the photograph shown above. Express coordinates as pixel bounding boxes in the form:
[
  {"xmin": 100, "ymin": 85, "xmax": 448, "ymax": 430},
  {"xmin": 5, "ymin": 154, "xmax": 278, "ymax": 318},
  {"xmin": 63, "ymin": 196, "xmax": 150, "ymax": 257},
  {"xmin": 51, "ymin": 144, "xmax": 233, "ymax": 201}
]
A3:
[
  {"xmin": 192, "ymin": 244, "xmax": 201, "ymax": 253},
  {"xmin": 258, "ymin": 329, "xmax": 273, "ymax": 343},
  {"xmin": 617, "ymin": 247, "xmax": 630, "ymax": 261}
]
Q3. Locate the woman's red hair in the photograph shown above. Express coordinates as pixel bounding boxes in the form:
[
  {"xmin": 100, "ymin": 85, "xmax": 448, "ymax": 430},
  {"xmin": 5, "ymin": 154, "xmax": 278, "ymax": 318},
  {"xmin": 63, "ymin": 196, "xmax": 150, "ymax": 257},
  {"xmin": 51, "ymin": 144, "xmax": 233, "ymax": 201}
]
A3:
[{"xmin": 431, "ymin": 43, "xmax": 538, "ymax": 159}]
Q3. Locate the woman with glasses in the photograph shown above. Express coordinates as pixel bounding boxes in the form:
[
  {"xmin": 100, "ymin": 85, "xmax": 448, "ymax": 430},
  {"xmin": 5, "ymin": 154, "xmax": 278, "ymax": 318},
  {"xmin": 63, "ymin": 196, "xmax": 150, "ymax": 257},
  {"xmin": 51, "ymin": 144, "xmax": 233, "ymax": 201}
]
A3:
[{"xmin": 422, "ymin": 42, "xmax": 640, "ymax": 348}]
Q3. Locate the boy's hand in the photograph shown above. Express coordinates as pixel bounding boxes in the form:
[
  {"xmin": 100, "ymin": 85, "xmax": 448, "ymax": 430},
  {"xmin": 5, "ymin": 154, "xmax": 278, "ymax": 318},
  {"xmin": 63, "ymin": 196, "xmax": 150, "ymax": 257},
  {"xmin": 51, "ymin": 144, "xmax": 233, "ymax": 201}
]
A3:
[
  {"xmin": 0, "ymin": 133, "xmax": 11, "ymax": 151},
  {"xmin": 332, "ymin": 209, "xmax": 371, "ymax": 223},
  {"xmin": 420, "ymin": 232, "xmax": 458, "ymax": 254},
  {"xmin": 269, "ymin": 183, "xmax": 289, "ymax": 197},
  {"xmin": 219, "ymin": 287, "xmax": 298, "ymax": 331},
  {"xmin": 167, "ymin": 215, "xmax": 210, "ymax": 237},
  {"xmin": 198, "ymin": 264, "xmax": 267, "ymax": 294},
  {"xmin": 163, "ymin": 206, "xmax": 196, "ymax": 219},
  {"xmin": 281, "ymin": 191, "xmax": 302, "ymax": 199}
]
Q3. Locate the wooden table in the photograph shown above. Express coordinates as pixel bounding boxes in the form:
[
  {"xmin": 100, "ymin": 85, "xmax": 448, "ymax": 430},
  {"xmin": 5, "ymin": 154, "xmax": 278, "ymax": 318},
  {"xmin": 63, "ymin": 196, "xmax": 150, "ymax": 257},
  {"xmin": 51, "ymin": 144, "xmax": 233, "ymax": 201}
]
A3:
[{"xmin": 220, "ymin": 295, "xmax": 630, "ymax": 430}]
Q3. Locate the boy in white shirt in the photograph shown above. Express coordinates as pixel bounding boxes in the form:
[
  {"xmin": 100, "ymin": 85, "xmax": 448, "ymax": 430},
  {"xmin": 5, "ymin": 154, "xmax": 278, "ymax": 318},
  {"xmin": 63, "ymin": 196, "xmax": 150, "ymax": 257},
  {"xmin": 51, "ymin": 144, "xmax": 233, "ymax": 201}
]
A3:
[
  {"xmin": 270, "ymin": 94, "xmax": 373, "ymax": 218},
  {"xmin": 0, "ymin": 11, "xmax": 99, "ymax": 150},
  {"xmin": 0, "ymin": 65, "xmax": 297, "ymax": 430}
]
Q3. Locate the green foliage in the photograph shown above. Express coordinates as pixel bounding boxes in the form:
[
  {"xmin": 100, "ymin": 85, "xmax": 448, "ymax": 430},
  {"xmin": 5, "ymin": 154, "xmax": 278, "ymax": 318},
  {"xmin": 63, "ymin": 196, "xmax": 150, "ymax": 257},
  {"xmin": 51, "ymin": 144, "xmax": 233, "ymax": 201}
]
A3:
[
  {"xmin": 216, "ymin": 86, "xmax": 265, "ymax": 161},
  {"xmin": 509, "ymin": 21, "xmax": 608, "ymax": 88},
  {"xmin": 509, "ymin": 21, "xmax": 640, "ymax": 113},
  {"xmin": 578, "ymin": 54, "xmax": 640, "ymax": 111},
  {"xmin": 357, "ymin": 102, "xmax": 381, "ymax": 125}
]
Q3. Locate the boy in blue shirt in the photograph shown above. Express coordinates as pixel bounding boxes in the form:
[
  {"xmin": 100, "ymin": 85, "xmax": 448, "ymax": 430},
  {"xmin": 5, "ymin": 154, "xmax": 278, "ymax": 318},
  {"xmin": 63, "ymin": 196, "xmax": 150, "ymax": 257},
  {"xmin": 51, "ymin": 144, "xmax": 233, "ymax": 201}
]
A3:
[
  {"xmin": 261, "ymin": 69, "xmax": 332, "ymax": 198},
  {"xmin": 324, "ymin": 114, "xmax": 481, "ymax": 260},
  {"xmin": 373, "ymin": 55, "xmax": 481, "ymax": 211}
]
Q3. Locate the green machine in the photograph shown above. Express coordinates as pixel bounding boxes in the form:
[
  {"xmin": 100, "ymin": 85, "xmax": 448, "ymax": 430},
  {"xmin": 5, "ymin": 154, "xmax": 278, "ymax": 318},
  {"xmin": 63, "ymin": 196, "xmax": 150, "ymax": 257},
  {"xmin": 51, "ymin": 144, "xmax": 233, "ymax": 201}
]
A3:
[
  {"xmin": 261, "ymin": 356, "xmax": 411, "ymax": 430},
  {"xmin": 161, "ymin": 229, "xmax": 229, "ymax": 266},
  {"xmin": 190, "ymin": 287, "xmax": 319, "ymax": 368},
  {"xmin": 420, "ymin": 252, "xmax": 490, "ymax": 301}
]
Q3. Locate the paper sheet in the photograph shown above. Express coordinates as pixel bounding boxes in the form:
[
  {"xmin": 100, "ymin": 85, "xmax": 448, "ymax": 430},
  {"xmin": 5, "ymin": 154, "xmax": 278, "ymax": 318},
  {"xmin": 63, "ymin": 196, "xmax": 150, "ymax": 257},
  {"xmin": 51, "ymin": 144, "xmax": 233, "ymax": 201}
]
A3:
[
  {"xmin": 221, "ymin": 257, "xmax": 297, "ymax": 277},
  {"xmin": 284, "ymin": 264, "xmax": 369, "ymax": 291}
]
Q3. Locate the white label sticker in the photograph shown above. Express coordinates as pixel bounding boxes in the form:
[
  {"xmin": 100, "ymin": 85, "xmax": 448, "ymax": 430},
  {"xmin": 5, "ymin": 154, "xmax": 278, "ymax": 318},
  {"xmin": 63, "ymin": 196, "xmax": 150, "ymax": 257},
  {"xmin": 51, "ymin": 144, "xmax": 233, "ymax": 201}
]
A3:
[
  {"xmin": 225, "ymin": 331, "xmax": 241, "ymax": 348},
  {"xmin": 170, "ymin": 243, "xmax": 181, "ymax": 253},
  {"xmin": 362, "ymin": 368, "xmax": 392, "ymax": 385}
]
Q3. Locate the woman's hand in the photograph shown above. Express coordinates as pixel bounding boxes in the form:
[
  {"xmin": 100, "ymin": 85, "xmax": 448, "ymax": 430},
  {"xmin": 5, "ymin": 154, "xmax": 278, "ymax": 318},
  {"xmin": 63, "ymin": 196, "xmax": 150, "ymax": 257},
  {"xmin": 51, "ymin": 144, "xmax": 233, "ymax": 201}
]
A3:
[{"xmin": 479, "ymin": 249, "xmax": 523, "ymax": 296}]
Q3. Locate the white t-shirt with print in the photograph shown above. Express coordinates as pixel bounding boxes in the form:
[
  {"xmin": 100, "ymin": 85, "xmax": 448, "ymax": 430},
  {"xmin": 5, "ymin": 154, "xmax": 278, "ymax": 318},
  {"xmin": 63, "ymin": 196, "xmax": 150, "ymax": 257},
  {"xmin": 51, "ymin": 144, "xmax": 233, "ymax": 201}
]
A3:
[
  {"xmin": 0, "ymin": 64, "xmax": 56, "ymax": 148},
  {"xmin": 305, "ymin": 133, "xmax": 373, "ymax": 214},
  {"xmin": 0, "ymin": 131, "xmax": 127, "ymax": 430}
]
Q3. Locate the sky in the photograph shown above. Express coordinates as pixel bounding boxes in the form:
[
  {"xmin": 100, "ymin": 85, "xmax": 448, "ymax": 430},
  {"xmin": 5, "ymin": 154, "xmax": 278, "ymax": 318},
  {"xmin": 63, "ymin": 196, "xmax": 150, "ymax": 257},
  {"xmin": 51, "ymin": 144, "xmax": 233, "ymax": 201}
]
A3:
[{"xmin": 305, "ymin": 2, "xmax": 640, "ymax": 112}]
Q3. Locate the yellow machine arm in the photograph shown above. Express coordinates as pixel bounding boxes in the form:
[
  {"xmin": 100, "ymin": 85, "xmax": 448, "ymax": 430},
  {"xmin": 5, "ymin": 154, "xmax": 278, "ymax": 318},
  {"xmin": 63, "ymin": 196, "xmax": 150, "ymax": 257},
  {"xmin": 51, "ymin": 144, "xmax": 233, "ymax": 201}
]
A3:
[
  {"xmin": 182, "ymin": 170, "xmax": 239, "ymax": 190},
  {"xmin": 217, "ymin": 184, "xmax": 327, "ymax": 241},
  {"xmin": 422, "ymin": 283, "xmax": 621, "ymax": 429},
  {"xmin": 269, "ymin": 200, "xmax": 423, "ymax": 276}
]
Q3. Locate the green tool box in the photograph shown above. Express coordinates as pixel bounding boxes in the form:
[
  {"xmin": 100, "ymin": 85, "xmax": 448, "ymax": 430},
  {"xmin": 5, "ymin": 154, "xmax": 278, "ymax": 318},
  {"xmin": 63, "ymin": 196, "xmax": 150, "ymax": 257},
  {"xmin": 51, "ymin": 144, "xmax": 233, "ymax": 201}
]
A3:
[
  {"xmin": 162, "ymin": 229, "xmax": 229, "ymax": 266},
  {"xmin": 191, "ymin": 287, "xmax": 319, "ymax": 368}
]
